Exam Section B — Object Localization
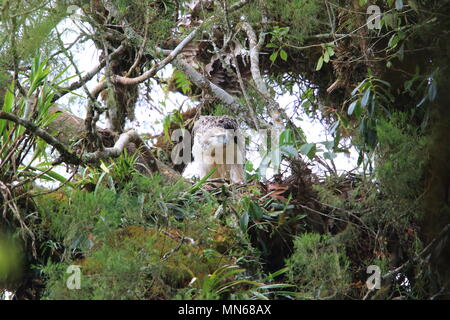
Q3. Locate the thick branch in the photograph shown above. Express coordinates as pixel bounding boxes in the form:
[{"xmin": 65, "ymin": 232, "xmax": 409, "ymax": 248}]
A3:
[
  {"xmin": 172, "ymin": 58, "xmax": 242, "ymax": 114},
  {"xmin": 90, "ymin": 28, "xmax": 199, "ymax": 97},
  {"xmin": 0, "ymin": 111, "xmax": 82, "ymax": 165},
  {"xmin": 101, "ymin": 0, "xmax": 253, "ymax": 113},
  {"xmin": 228, "ymin": 0, "xmax": 255, "ymax": 11},
  {"xmin": 242, "ymin": 22, "xmax": 267, "ymax": 95},
  {"xmin": 82, "ymin": 129, "xmax": 138, "ymax": 163},
  {"xmin": 0, "ymin": 112, "xmax": 141, "ymax": 166},
  {"xmin": 47, "ymin": 108, "xmax": 182, "ymax": 181},
  {"xmin": 242, "ymin": 21, "xmax": 284, "ymax": 132}
]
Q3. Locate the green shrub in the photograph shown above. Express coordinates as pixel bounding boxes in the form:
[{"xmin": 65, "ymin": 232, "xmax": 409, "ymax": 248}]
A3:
[{"xmin": 286, "ymin": 233, "xmax": 351, "ymax": 299}]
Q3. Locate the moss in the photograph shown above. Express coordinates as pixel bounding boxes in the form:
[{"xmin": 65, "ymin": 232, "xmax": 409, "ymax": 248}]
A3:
[
  {"xmin": 0, "ymin": 237, "xmax": 24, "ymax": 289},
  {"xmin": 41, "ymin": 223, "xmax": 235, "ymax": 299},
  {"xmin": 37, "ymin": 174, "xmax": 239, "ymax": 300},
  {"xmin": 286, "ymin": 233, "xmax": 351, "ymax": 299},
  {"xmin": 243, "ymin": 0, "xmax": 329, "ymax": 46},
  {"xmin": 375, "ymin": 113, "xmax": 428, "ymax": 201}
]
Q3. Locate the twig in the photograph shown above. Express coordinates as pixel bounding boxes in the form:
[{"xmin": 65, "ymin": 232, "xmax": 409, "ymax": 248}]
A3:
[
  {"xmin": 363, "ymin": 223, "xmax": 450, "ymax": 300},
  {"xmin": 241, "ymin": 20, "xmax": 286, "ymax": 134},
  {"xmin": 52, "ymin": 44, "xmax": 126, "ymax": 102},
  {"xmin": 383, "ymin": 223, "xmax": 450, "ymax": 281}
]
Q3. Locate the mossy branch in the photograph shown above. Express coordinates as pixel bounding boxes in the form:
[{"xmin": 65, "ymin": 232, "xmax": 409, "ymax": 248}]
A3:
[
  {"xmin": 0, "ymin": 111, "xmax": 82, "ymax": 165},
  {"xmin": 0, "ymin": 111, "xmax": 143, "ymax": 166}
]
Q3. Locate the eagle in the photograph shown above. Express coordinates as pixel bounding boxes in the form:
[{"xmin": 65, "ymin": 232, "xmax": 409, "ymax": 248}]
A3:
[{"xmin": 183, "ymin": 116, "xmax": 245, "ymax": 183}]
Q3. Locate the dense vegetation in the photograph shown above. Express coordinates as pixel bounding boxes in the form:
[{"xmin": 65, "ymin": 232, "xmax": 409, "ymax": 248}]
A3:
[{"xmin": 0, "ymin": 0, "xmax": 449, "ymax": 300}]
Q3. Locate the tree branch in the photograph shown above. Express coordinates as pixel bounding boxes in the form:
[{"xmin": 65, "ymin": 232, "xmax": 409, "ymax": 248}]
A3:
[
  {"xmin": 90, "ymin": 28, "xmax": 199, "ymax": 95},
  {"xmin": 242, "ymin": 21, "xmax": 285, "ymax": 132},
  {"xmin": 100, "ymin": 0, "xmax": 253, "ymax": 114},
  {"xmin": 82, "ymin": 129, "xmax": 138, "ymax": 163},
  {"xmin": 0, "ymin": 111, "xmax": 145, "ymax": 166},
  {"xmin": 0, "ymin": 111, "xmax": 82, "ymax": 165},
  {"xmin": 52, "ymin": 43, "xmax": 126, "ymax": 102},
  {"xmin": 171, "ymin": 58, "xmax": 242, "ymax": 114}
]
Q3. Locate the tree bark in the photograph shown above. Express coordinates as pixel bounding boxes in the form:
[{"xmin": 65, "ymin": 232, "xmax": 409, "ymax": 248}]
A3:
[{"xmin": 45, "ymin": 107, "xmax": 183, "ymax": 182}]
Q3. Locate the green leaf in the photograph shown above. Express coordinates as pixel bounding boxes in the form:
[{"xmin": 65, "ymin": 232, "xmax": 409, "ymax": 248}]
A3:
[
  {"xmin": 359, "ymin": 0, "xmax": 368, "ymax": 6},
  {"xmin": 316, "ymin": 56, "xmax": 324, "ymax": 71},
  {"xmin": 320, "ymin": 141, "xmax": 334, "ymax": 150},
  {"xmin": 396, "ymin": 44, "xmax": 405, "ymax": 62},
  {"xmin": 248, "ymin": 201, "xmax": 264, "ymax": 220},
  {"xmin": 369, "ymin": 99, "xmax": 376, "ymax": 115},
  {"xmin": 299, "ymin": 143, "xmax": 317, "ymax": 160},
  {"xmin": 266, "ymin": 43, "xmax": 278, "ymax": 48},
  {"xmin": 245, "ymin": 160, "xmax": 255, "ymax": 172},
  {"xmin": 239, "ymin": 211, "xmax": 249, "ymax": 233},
  {"xmin": 280, "ymin": 145, "xmax": 299, "ymax": 157},
  {"xmin": 330, "ymin": 120, "xmax": 340, "ymax": 135},
  {"xmin": 186, "ymin": 167, "xmax": 217, "ymax": 194},
  {"xmin": 26, "ymin": 166, "xmax": 71, "ymax": 185},
  {"xmin": 357, "ymin": 151, "xmax": 364, "ymax": 166},
  {"xmin": 257, "ymin": 283, "xmax": 296, "ymax": 290},
  {"xmin": 348, "ymin": 101, "xmax": 358, "ymax": 116},
  {"xmin": 279, "ymin": 129, "xmax": 294, "ymax": 145},
  {"xmin": 0, "ymin": 82, "xmax": 15, "ymax": 137},
  {"xmin": 173, "ymin": 69, "xmax": 192, "ymax": 95},
  {"xmin": 361, "ymin": 89, "xmax": 371, "ymax": 108},
  {"xmin": 351, "ymin": 80, "xmax": 367, "ymax": 95},
  {"xmin": 1, "ymin": 82, "xmax": 14, "ymax": 113},
  {"xmin": 372, "ymin": 79, "xmax": 391, "ymax": 87},
  {"xmin": 326, "ymin": 46, "xmax": 335, "ymax": 57},
  {"xmin": 100, "ymin": 162, "xmax": 110, "ymax": 174},
  {"xmin": 428, "ymin": 79, "xmax": 438, "ymax": 102},
  {"xmin": 323, "ymin": 51, "xmax": 330, "ymax": 63},
  {"xmin": 39, "ymin": 110, "xmax": 61, "ymax": 127},
  {"xmin": 367, "ymin": 127, "xmax": 378, "ymax": 147},
  {"xmin": 267, "ymin": 267, "xmax": 289, "ymax": 280},
  {"xmin": 269, "ymin": 51, "xmax": 278, "ymax": 63},
  {"xmin": 359, "ymin": 118, "xmax": 366, "ymax": 136},
  {"xmin": 324, "ymin": 152, "xmax": 337, "ymax": 160},
  {"xmin": 354, "ymin": 102, "xmax": 363, "ymax": 118},
  {"xmin": 95, "ymin": 171, "xmax": 108, "ymax": 195},
  {"xmin": 416, "ymin": 96, "xmax": 427, "ymax": 108},
  {"xmin": 280, "ymin": 49, "xmax": 288, "ymax": 61},
  {"xmin": 388, "ymin": 34, "xmax": 400, "ymax": 49}
]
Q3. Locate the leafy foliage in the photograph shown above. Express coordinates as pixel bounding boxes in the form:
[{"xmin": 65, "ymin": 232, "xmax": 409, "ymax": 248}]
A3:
[
  {"xmin": 286, "ymin": 233, "xmax": 351, "ymax": 299},
  {"xmin": 1, "ymin": 0, "xmax": 450, "ymax": 300}
]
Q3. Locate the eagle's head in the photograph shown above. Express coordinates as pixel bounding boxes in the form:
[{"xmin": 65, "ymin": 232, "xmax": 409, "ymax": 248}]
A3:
[
  {"xmin": 192, "ymin": 116, "xmax": 239, "ymax": 158},
  {"xmin": 183, "ymin": 115, "xmax": 245, "ymax": 183}
]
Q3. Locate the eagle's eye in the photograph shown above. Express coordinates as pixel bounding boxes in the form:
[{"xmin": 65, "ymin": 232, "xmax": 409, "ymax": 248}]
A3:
[{"xmin": 223, "ymin": 122, "xmax": 235, "ymax": 130}]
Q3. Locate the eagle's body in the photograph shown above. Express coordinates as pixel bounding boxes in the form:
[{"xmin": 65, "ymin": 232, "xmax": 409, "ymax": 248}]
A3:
[{"xmin": 183, "ymin": 116, "xmax": 245, "ymax": 183}]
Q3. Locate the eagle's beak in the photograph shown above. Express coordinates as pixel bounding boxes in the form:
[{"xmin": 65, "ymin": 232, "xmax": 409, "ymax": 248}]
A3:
[{"xmin": 213, "ymin": 133, "xmax": 229, "ymax": 145}]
